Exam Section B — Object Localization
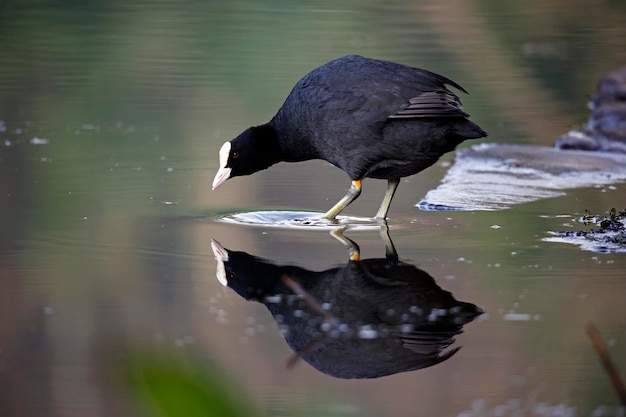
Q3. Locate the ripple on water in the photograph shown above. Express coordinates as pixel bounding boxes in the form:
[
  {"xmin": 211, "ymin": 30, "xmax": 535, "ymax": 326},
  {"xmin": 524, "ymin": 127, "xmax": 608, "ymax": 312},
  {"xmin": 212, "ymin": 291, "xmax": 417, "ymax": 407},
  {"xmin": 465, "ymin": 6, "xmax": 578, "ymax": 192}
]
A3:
[{"xmin": 215, "ymin": 210, "xmax": 382, "ymax": 230}]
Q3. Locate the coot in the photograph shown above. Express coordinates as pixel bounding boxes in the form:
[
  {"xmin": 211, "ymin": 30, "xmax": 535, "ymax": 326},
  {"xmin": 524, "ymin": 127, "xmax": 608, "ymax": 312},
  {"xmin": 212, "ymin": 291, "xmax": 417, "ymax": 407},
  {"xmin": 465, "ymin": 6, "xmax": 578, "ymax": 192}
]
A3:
[{"xmin": 213, "ymin": 55, "xmax": 487, "ymax": 219}]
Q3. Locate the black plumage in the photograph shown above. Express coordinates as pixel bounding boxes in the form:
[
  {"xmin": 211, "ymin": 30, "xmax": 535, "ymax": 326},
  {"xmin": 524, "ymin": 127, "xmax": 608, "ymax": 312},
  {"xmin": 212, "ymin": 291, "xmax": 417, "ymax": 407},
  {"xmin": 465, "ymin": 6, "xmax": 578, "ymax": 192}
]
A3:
[{"xmin": 213, "ymin": 55, "xmax": 487, "ymax": 219}]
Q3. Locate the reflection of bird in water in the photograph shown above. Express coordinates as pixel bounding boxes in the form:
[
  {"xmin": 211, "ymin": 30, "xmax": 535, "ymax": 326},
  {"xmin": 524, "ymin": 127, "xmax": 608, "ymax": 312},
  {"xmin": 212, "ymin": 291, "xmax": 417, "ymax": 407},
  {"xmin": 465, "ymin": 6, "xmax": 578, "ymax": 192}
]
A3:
[
  {"xmin": 211, "ymin": 226, "xmax": 482, "ymax": 379},
  {"xmin": 212, "ymin": 55, "xmax": 487, "ymax": 219}
]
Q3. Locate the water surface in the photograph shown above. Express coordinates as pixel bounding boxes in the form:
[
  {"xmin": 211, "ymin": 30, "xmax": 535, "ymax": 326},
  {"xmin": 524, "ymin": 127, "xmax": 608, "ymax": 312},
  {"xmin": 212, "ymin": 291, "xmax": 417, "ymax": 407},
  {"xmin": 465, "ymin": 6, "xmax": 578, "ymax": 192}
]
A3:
[{"xmin": 2, "ymin": 1, "xmax": 626, "ymax": 416}]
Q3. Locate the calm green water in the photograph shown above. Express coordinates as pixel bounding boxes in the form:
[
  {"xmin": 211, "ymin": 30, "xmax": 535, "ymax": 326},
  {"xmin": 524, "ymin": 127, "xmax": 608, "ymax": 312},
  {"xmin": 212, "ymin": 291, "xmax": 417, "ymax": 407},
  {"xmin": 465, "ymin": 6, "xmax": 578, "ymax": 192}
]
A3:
[{"xmin": 2, "ymin": 1, "xmax": 626, "ymax": 416}]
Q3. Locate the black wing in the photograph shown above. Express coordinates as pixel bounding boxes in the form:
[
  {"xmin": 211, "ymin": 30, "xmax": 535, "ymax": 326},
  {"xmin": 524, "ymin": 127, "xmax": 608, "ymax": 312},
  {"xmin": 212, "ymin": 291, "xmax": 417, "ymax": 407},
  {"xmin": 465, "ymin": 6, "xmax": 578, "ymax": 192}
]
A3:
[{"xmin": 388, "ymin": 90, "xmax": 469, "ymax": 119}]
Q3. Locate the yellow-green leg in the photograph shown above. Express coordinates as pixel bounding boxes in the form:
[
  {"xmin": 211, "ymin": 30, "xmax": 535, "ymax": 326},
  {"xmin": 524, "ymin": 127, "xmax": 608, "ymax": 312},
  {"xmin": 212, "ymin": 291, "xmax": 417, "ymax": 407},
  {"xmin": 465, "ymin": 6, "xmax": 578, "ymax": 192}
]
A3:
[
  {"xmin": 323, "ymin": 179, "xmax": 362, "ymax": 220},
  {"xmin": 375, "ymin": 179, "xmax": 399, "ymax": 220}
]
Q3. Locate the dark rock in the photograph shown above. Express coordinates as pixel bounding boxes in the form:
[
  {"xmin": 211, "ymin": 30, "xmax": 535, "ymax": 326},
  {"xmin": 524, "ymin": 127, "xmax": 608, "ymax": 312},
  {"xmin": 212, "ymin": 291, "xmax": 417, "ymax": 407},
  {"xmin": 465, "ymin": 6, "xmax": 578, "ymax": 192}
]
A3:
[{"xmin": 556, "ymin": 65, "xmax": 626, "ymax": 153}]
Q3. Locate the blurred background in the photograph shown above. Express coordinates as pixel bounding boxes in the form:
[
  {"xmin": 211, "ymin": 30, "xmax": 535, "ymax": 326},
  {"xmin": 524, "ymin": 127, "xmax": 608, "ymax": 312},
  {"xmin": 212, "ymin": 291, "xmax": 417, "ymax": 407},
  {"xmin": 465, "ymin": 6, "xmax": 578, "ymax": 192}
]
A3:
[{"xmin": 1, "ymin": 1, "xmax": 626, "ymax": 416}]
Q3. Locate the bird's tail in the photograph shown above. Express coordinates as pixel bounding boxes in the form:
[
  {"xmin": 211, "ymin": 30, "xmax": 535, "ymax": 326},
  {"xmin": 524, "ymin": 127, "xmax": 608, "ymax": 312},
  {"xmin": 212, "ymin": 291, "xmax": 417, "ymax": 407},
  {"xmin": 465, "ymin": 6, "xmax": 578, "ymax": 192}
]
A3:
[{"xmin": 455, "ymin": 120, "xmax": 488, "ymax": 140}]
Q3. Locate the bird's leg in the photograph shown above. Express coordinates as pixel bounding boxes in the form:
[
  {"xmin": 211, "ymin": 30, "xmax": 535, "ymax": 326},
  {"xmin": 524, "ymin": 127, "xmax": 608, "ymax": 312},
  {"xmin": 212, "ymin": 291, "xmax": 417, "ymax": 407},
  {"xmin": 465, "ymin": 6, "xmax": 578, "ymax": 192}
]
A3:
[
  {"xmin": 375, "ymin": 178, "xmax": 400, "ymax": 220},
  {"xmin": 330, "ymin": 227, "xmax": 361, "ymax": 261},
  {"xmin": 323, "ymin": 179, "xmax": 362, "ymax": 220},
  {"xmin": 378, "ymin": 220, "xmax": 398, "ymax": 261}
]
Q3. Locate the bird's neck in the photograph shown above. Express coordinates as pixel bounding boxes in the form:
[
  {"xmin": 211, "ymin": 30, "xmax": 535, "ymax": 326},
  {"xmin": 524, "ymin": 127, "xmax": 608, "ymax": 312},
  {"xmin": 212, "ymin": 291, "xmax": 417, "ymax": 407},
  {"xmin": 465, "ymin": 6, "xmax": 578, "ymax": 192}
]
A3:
[
  {"xmin": 268, "ymin": 117, "xmax": 320, "ymax": 162},
  {"xmin": 249, "ymin": 124, "xmax": 284, "ymax": 167}
]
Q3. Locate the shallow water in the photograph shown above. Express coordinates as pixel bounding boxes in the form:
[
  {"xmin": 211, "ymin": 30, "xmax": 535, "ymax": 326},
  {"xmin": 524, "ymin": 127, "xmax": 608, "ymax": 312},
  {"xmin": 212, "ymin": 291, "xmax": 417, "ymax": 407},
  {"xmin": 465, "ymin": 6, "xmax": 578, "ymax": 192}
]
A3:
[{"xmin": 2, "ymin": 1, "xmax": 626, "ymax": 417}]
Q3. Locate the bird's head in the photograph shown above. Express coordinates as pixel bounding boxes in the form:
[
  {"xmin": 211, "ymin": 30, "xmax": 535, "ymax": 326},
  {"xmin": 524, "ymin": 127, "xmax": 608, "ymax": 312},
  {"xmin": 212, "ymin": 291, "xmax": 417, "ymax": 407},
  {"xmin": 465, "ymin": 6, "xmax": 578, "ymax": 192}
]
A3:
[{"xmin": 212, "ymin": 125, "xmax": 281, "ymax": 190}]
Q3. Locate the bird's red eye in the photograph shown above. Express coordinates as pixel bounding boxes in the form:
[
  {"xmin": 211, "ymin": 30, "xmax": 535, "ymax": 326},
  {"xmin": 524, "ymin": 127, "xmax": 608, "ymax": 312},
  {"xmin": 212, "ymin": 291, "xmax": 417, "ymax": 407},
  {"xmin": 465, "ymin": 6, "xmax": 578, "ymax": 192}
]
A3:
[{"xmin": 232, "ymin": 152, "xmax": 240, "ymax": 159}]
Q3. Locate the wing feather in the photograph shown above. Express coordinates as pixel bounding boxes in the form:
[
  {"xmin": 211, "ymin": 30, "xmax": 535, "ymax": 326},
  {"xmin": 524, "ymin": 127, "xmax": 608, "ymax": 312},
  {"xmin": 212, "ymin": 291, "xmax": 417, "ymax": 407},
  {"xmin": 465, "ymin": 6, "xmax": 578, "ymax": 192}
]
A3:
[{"xmin": 389, "ymin": 90, "xmax": 469, "ymax": 119}]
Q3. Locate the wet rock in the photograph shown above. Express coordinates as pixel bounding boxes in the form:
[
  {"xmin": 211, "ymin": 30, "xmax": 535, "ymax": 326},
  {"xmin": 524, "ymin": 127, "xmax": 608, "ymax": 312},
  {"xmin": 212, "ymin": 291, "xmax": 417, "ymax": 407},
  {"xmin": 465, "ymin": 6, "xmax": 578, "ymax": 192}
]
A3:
[
  {"xmin": 419, "ymin": 143, "xmax": 626, "ymax": 211},
  {"xmin": 544, "ymin": 208, "xmax": 626, "ymax": 253}
]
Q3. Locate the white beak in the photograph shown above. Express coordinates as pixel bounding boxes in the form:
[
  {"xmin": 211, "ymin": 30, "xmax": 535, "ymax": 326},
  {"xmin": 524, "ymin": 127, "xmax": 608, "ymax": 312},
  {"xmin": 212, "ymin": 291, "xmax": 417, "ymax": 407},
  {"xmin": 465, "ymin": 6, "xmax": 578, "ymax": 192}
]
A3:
[
  {"xmin": 212, "ymin": 166, "xmax": 232, "ymax": 190},
  {"xmin": 211, "ymin": 239, "xmax": 229, "ymax": 286},
  {"xmin": 212, "ymin": 142, "xmax": 232, "ymax": 190}
]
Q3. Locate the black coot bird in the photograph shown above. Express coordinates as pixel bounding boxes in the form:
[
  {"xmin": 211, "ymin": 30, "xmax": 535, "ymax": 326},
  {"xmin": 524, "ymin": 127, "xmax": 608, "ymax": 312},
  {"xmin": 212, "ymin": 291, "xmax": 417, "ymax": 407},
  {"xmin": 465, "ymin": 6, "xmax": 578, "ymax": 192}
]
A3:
[{"xmin": 212, "ymin": 55, "xmax": 487, "ymax": 219}]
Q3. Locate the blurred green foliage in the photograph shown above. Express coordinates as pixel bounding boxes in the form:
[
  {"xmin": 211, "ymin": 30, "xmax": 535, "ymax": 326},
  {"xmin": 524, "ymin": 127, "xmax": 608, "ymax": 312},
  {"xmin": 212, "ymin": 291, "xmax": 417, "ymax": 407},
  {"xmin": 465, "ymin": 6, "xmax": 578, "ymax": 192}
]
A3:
[{"xmin": 127, "ymin": 355, "xmax": 257, "ymax": 417}]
